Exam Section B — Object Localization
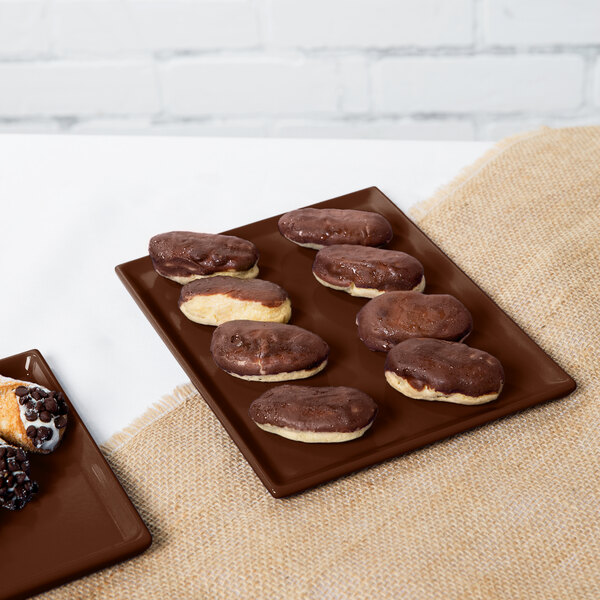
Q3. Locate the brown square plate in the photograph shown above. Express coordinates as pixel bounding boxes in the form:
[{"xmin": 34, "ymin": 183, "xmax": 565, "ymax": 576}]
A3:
[
  {"xmin": 0, "ymin": 350, "xmax": 151, "ymax": 600},
  {"xmin": 115, "ymin": 187, "xmax": 575, "ymax": 498}
]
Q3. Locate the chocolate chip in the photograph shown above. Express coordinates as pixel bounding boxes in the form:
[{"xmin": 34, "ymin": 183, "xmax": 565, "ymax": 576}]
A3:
[
  {"xmin": 6, "ymin": 448, "xmax": 15, "ymax": 458},
  {"xmin": 39, "ymin": 411, "xmax": 51, "ymax": 423},
  {"xmin": 54, "ymin": 415, "xmax": 67, "ymax": 429},
  {"xmin": 26, "ymin": 426, "xmax": 37, "ymax": 438},
  {"xmin": 44, "ymin": 398, "xmax": 58, "ymax": 413},
  {"xmin": 15, "ymin": 386, "xmax": 28, "ymax": 397},
  {"xmin": 25, "ymin": 410, "xmax": 38, "ymax": 422},
  {"xmin": 18, "ymin": 395, "xmax": 28, "ymax": 405},
  {"xmin": 0, "ymin": 447, "xmax": 5, "ymax": 458},
  {"xmin": 26, "ymin": 400, "xmax": 35, "ymax": 410},
  {"xmin": 38, "ymin": 427, "xmax": 53, "ymax": 441},
  {"xmin": 15, "ymin": 449, "xmax": 26, "ymax": 462},
  {"xmin": 39, "ymin": 389, "xmax": 49, "ymax": 398},
  {"xmin": 31, "ymin": 390, "xmax": 41, "ymax": 400}
]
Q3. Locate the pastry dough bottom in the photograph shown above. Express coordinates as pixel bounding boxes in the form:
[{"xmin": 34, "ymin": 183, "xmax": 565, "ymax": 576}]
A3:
[
  {"xmin": 225, "ymin": 360, "xmax": 327, "ymax": 382},
  {"xmin": 384, "ymin": 371, "xmax": 501, "ymax": 405},
  {"xmin": 180, "ymin": 294, "xmax": 291, "ymax": 326},
  {"xmin": 254, "ymin": 421, "xmax": 373, "ymax": 443},
  {"xmin": 314, "ymin": 273, "xmax": 426, "ymax": 298},
  {"xmin": 282, "ymin": 238, "xmax": 325, "ymax": 250},
  {"xmin": 165, "ymin": 263, "xmax": 259, "ymax": 285}
]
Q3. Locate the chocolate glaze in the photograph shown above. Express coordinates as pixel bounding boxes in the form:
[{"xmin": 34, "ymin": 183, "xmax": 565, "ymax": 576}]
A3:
[
  {"xmin": 278, "ymin": 208, "xmax": 393, "ymax": 247},
  {"xmin": 179, "ymin": 276, "xmax": 289, "ymax": 308},
  {"xmin": 385, "ymin": 338, "xmax": 504, "ymax": 396},
  {"xmin": 149, "ymin": 231, "xmax": 258, "ymax": 279},
  {"xmin": 211, "ymin": 321, "xmax": 329, "ymax": 376},
  {"xmin": 357, "ymin": 291, "xmax": 473, "ymax": 352},
  {"xmin": 249, "ymin": 385, "xmax": 378, "ymax": 433},
  {"xmin": 313, "ymin": 245, "xmax": 424, "ymax": 292}
]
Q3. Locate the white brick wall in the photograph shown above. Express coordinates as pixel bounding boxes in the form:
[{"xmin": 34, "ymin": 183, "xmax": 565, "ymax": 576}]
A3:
[
  {"xmin": 594, "ymin": 59, "xmax": 600, "ymax": 107},
  {"xmin": 373, "ymin": 55, "xmax": 584, "ymax": 113},
  {"xmin": 160, "ymin": 58, "xmax": 339, "ymax": 116},
  {"xmin": 130, "ymin": 1, "xmax": 260, "ymax": 52},
  {"xmin": 484, "ymin": 0, "xmax": 600, "ymax": 46},
  {"xmin": 0, "ymin": 1, "xmax": 48, "ymax": 56},
  {"xmin": 0, "ymin": 61, "xmax": 159, "ymax": 116},
  {"xmin": 0, "ymin": 0, "xmax": 598, "ymax": 140},
  {"xmin": 268, "ymin": 0, "xmax": 473, "ymax": 48}
]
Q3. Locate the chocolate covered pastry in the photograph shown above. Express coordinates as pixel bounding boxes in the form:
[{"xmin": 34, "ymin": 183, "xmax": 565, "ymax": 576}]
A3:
[
  {"xmin": 211, "ymin": 320, "xmax": 329, "ymax": 381},
  {"xmin": 249, "ymin": 385, "xmax": 378, "ymax": 443},
  {"xmin": 0, "ymin": 437, "xmax": 38, "ymax": 510},
  {"xmin": 356, "ymin": 291, "xmax": 473, "ymax": 352},
  {"xmin": 385, "ymin": 338, "xmax": 504, "ymax": 405},
  {"xmin": 278, "ymin": 208, "xmax": 393, "ymax": 249},
  {"xmin": 313, "ymin": 244, "xmax": 425, "ymax": 297},
  {"xmin": 149, "ymin": 231, "xmax": 259, "ymax": 284},
  {"xmin": 0, "ymin": 375, "xmax": 68, "ymax": 454},
  {"xmin": 179, "ymin": 276, "xmax": 292, "ymax": 326}
]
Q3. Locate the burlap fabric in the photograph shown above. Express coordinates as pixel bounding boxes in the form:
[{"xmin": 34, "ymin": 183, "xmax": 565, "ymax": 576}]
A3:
[{"xmin": 40, "ymin": 126, "xmax": 599, "ymax": 599}]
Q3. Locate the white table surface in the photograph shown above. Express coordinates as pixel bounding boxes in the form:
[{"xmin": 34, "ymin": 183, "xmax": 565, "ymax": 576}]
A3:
[{"xmin": 0, "ymin": 134, "xmax": 491, "ymax": 445}]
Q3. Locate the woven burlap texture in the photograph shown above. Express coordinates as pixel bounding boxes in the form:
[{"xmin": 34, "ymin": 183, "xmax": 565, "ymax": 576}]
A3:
[{"xmin": 40, "ymin": 126, "xmax": 599, "ymax": 600}]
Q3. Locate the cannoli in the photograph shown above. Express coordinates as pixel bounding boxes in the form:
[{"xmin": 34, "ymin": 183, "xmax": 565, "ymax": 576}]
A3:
[
  {"xmin": 0, "ymin": 375, "xmax": 68, "ymax": 454},
  {"xmin": 0, "ymin": 437, "xmax": 38, "ymax": 510}
]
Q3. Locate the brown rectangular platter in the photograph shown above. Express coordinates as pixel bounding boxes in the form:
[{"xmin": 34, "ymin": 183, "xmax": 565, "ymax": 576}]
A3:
[
  {"xmin": 116, "ymin": 187, "xmax": 575, "ymax": 498},
  {"xmin": 0, "ymin": 350, "xmax": 151, "ymax": 600}
]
